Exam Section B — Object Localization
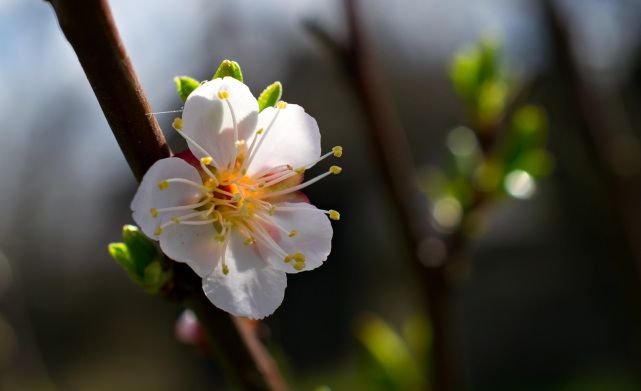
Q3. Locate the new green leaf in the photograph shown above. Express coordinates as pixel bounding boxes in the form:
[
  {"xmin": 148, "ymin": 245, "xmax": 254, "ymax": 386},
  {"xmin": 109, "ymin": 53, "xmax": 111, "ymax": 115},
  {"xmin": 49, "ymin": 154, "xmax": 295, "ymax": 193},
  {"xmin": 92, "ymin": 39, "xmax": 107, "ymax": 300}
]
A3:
[
  {"xmin": 213, "ymin": 60, "xmax": 244, "ymax": 82},
  {"xmin": 257, "ymin": 82, "xmax": 283, "ymax": 111},
  {"xmin": 174, "ymin": 76, "xmax": 200, "ymax": 102}
]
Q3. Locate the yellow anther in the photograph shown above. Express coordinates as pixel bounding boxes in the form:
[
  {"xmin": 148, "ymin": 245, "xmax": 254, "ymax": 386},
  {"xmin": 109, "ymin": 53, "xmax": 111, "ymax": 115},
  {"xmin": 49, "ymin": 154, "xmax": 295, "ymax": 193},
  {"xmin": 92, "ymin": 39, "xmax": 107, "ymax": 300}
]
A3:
[
  {"xmin": 256, "ymin": 128, "xmax": 264, "ymax": 135},
  {"xmin": 235, "ymin": 139, "xmax": 246, "ymax": 148},
  {"xmin": 295, "ymin": 167, "xmax": 306, "ymax": 174},
  {"xmin": 153, "ymin": 226, "xmax": 162, "ymax": 236},
  {"xmin": 150, "ymin": 208, "xmax": 158, "ymax": 218},
  {"xmin": 217, "ymin": 89, "xmax": 230, "ymax": 100},
  {"xmin": 158, "ymin": 180, "xmax": 169, "ymax": 190},
  {"xmin": 172, "ymin": 117, "xmax": 183, "ymax": 131},
  {"xmin": 328, "ymin": 210, "xmax": 340, "ymax": 221},
  {"xmin": 332, "ymin": 146, "xmax": 343, "ymax": 157},
  {"xmin": 171, "ymin": 217, "xmax": 181, "ymax": 224},
  {"xmin": 283, "ymin": 255, "xmax": 293, "ymax": 263},
  {"xmin": 243, "ymin": 237, "xmax": 256, "ymax": 245},
  {"xmin": 288, "ymin": 230, "xmax": 299, "ymax": 238},
  {"xmin": 204, "ymin": 177, "xmax": 218, "ymax": 189},
  {"xmin": 277, "ymin": 101, "xmax": 288, "ymax": 109},
  {"xmin": 200, "ymin": 156, "xmax": 213, "ymax": 165},
  {"xmin": 329, "ymin": 165, "xmax": 342, "ymax": 174},
  {"xmin": 293, "ymin": 261, "xmax": 305, "ymax": 271},
  {"xmin": 268, "ymin": 206, "xmax": 276, "ymax": 216},
  {"xmin": 222, "ymin": 264, "xmax": 229, "ymax": 275},
  {"xmin": 293, "ymin": 252, "xmax": 305, "ymax": 262}
]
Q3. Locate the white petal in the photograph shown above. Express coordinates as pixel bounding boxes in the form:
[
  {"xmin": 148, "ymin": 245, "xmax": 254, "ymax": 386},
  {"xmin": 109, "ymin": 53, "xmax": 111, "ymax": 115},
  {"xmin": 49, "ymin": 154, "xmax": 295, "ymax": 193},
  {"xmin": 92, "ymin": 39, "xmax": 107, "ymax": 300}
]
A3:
[
  {"xmin": 258, "ymin": 202, "xmax": 332, "ymax": 274},
  {"xmin": 131, "ymin": 158, "xmax": 203, "ymax": 239},
  {"xmin": 159, "ymin": 219, "xmax": 221, "ymax": 278},
  {"xmin": 246, "ymin": 105, "xmax": 321, "ymax": 176},
  {"xmin": 182, "ymin": 77, "xmax": 258, "ymax": 169},
  {"xmin": 203, "ymin": 231, "xmax": 287, "ymax": 319}
]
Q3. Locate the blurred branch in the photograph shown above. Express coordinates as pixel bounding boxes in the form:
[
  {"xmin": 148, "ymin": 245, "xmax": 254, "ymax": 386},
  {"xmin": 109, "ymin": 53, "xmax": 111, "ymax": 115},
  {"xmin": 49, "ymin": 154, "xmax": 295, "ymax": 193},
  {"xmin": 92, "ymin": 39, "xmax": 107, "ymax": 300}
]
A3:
[
  {"xmin": 45, "ymin": 0, "xmax": 286, "ymax": 389},
  {"xmin": 542, "ymin": 0, "xmax": 641, "ymax": 352},
  {"xmin": 307, "ymin": 1, "xmax": 461, "ymax": 389}
]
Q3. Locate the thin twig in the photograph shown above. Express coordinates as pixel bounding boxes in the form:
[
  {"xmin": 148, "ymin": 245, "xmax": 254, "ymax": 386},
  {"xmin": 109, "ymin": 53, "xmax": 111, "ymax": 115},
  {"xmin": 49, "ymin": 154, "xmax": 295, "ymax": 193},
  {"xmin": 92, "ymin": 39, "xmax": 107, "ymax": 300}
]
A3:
[
  {"xmin": 542, "ymin": 0, "xmax": 641, "ymax": 364},
  {"xmin": 45, "ymin": 0, "xmax": 287, "ymax": 389},
  {"xmin": 308, "ymin": 1, "xmax": 461, "ymax": 389}
]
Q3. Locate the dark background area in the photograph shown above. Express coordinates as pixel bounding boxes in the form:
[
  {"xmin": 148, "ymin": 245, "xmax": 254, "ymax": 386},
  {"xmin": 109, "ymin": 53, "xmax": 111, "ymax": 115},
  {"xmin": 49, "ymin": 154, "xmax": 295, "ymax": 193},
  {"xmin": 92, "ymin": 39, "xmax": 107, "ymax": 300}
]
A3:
[{"xmin": 2, "ymin": 0, "xmax": 641, "ymax": 389}]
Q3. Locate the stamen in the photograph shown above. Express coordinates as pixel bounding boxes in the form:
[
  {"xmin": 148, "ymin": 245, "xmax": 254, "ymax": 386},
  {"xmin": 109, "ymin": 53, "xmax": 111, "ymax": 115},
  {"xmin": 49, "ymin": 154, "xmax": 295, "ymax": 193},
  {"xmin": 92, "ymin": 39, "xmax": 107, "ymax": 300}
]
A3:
[
  {"xmin": 179, "ymin": 218, "xmax": 218, "ymax": 225},
  {"xmin": 222, "ymin": 263, "xmax": 229, "ymax": 275},
  {"xmin": 328, "ymin": 210, "xmax": 340, "ymax": 221},
  {"xmin": 329, "ymin": 165, "xmax": 342, "ymax": 174},
  {"xmin": 159, "ymin": 207, "xmax": 216, "ymax": 230},
  {"xmin": 173, "ymin": 123, "xmax": 222, "ymax": 170},
  {"xmin": 258, "ymin": 169, "xmax": 335, "ymax": 199},
  {"xmin": 163, "ymin": 178, "xmax": 209, "ymax": 193},
  {"xmin": 199, "ymin": 158, "xmax": 219, "ymax": 184},
  {"xmin": 243, "ymin": 107, "xmax": 284, "ymax": 172},
  {"xmin": 217, "ymin": 89, "xmax": 230, "ymax": 100},
  {"xmin": 257, "ymin": 171, "xmax": 297, "ymax": 188},
  {"xmin": 284, "ymin": 252, "xmax": 306, "ymax": 270},
  {"xmin": 332, "ymin": 146, "xmax": 343, "ymax": 157},
  {"xmin": 153, "ymin": 199, "xmax": 211, "ymax": 214},
  {"xmin": 243, "ymin": 237, "xmax": 256, "ymax": 245},
  {"xmin": 224, "ymin": 97, "xmax": 240, "ymax": 168},
  {"xmin": 254, "ymin": 213, "xmax": 291, "ymax": 237},
  {"xmin": 289, "ymin": 230, "xmax": 299, "ymax": 237},
  {"xmin": 251, "ymin": 164, "xmax": 292, "ymax": 180},
  {"xmin": 277, "ymin": 101, "xmax": 288, "ymax": 109},
  {"xmin": 299, "ymin": 147, "xmax": 343, "ymax": 171},
  {"xmin": 248, "ymin": 222, "xmax": 289, "ymax": 259},
  {"xmin": 172, "ymin": 117, "xmax": 183, "ymax": 130},
  {"xmin": 150, "ymin": 208, "xmax": 158, "ymax": 218},
  {"xmin": 154, "ymin": 226, "xmax": 162, "ymax": 236}
]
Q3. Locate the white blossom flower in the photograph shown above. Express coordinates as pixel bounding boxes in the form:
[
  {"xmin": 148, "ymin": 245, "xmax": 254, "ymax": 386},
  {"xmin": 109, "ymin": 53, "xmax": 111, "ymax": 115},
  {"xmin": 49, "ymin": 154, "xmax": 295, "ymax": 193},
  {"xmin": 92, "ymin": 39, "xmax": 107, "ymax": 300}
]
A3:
[{"xmin": 131, "ymin": 77, "xmax": 341, "ymax": 319}]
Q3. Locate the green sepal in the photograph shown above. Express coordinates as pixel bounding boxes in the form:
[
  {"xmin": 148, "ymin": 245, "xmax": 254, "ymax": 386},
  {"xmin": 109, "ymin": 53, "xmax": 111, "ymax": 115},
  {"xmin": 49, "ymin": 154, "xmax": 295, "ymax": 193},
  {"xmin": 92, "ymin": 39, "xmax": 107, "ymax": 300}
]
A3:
[
  {"xmin": 174, "ymin": 76, "xmax": 200, "ymax": 103},
  {"xmin": 108, "ymin": 225, "xmax": 171, "ymax": 294},
  {"xmin": 212, "ymin": 60, "xmax": 244, "ymax": 82},
  {"xmin": 257, "ymin": 82, "xmax": 282, "ymax": 111}
]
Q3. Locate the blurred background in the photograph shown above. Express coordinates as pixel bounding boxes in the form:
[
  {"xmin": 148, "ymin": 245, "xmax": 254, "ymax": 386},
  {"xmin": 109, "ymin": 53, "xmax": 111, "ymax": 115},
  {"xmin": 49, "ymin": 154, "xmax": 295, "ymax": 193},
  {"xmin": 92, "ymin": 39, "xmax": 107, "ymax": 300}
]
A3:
[{"xmin": 3, "ymin": 0, "xmax": 641, "ymax": 389}]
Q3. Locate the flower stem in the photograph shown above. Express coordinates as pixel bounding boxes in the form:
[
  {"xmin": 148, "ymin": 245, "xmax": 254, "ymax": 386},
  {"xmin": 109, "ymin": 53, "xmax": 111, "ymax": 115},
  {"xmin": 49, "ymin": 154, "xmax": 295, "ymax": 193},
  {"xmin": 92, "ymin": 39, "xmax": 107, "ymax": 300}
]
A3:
[{"xmin": 45, "ymin": 0, "xmax": 287, "ymax": 389}]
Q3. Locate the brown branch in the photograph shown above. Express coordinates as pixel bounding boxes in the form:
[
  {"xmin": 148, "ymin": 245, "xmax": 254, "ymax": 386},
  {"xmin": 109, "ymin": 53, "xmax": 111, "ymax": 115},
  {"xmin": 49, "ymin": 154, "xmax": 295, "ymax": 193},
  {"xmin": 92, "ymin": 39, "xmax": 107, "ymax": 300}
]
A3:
[
  {"xmin": 542, "ymin": 0, "xmax": 641, "ymax": 321},
  {"xmin": 308, "ymin": 1, "xmax": 462, "ymax": 389},
  {"xmin": 45, "ymin": 0, "xmax": 286, "ymax": 389}
]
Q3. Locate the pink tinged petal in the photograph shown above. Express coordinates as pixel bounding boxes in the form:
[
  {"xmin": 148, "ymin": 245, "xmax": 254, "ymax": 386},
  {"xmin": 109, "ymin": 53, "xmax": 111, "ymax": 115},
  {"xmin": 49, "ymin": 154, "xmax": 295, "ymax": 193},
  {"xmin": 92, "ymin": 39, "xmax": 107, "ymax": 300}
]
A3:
[
  {"xmin": 159, "ymin": 219, "xmax": 221, "ymax": 278},
  {"xmin": 131, "ymin": 158, "xmax": 203, "ymax": 239},
  {"xmin": 203, "ymin": 231, "xmax": 287, "ymax": 319},
  {"xmin": 246, "ymin": 105, "xmax": 321, "ymax": 177},
  {"xmin": 258, "ymin": 202, "xmax": 333, "ymax": 274},
  {"xmin": 182, "ymin": 77, "xmax": 258, "ymax": 169}
]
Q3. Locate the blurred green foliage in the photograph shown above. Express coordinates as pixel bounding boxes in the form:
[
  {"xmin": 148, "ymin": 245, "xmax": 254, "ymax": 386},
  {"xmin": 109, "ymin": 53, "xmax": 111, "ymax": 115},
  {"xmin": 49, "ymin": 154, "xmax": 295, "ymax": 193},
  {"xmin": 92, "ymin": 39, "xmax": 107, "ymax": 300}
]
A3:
[
  {"xmin": 355, "ymin": 314, "xmax": 431, "ymax": 391},
  {"xmin": 450, "ymin": 38, "xmax": 507, "ymax": 130},
  {"xmin": 423, "ymin": 37, "xmax": 553, "ymax": 232}
]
